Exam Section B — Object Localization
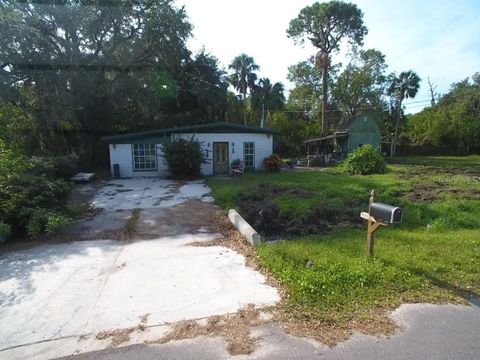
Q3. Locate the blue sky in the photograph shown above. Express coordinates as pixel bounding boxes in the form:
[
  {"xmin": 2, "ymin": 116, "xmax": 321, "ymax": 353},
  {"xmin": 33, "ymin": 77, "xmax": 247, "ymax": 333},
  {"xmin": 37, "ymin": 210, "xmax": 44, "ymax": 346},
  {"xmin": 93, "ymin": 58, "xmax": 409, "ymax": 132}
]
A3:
[{"xmin": 175, "ymin": 0, "xmax": 480, "ymax": 113}]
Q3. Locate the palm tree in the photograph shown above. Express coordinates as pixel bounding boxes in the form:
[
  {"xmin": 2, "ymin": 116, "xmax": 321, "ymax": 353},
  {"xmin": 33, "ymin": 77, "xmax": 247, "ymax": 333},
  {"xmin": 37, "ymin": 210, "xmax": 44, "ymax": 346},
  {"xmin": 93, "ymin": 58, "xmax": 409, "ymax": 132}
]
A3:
[
  {"xmin": 228, "ymin": 54, "xmax": 260, "ymax": 125},
  {"xmin": 387, "ymin": 70, "xmax": 421, "ymax": 157},
  {"xmin": 251, "ymin": 78, "xmax": 285, "ymax": 126}
]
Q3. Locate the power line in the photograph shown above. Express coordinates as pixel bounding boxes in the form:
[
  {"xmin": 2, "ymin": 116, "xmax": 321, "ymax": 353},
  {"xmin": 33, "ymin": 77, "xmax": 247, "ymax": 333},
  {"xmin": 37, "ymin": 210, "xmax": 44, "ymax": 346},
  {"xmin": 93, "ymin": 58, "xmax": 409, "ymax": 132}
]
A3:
[{"xmin": 403, "ymin": 99, "xmax": 432, "ymax": 105}]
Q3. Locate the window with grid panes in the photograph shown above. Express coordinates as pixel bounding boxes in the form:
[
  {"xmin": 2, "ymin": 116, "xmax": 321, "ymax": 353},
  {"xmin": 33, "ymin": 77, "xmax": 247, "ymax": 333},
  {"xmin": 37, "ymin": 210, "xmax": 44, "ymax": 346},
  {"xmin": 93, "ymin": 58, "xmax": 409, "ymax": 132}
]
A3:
[
  {"xmin": 243, "ymin": 142, "xmax": 255, "ymax": 168},
  {"xmin": 132, "ymin": 144, "xmax": 157, "ymax": 171}
]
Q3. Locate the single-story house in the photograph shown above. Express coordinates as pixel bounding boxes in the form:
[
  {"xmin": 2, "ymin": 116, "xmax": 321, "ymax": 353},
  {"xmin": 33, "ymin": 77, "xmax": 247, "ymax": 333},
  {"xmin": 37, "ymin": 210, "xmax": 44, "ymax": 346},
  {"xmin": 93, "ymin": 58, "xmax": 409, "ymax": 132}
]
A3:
[
  {"xmin": 102, "ymin": 122, "xmax": 277, "ymax": 178},
  {"xmin": 304, "ymin": 114, "xmax": 381, "ymax": 160}
]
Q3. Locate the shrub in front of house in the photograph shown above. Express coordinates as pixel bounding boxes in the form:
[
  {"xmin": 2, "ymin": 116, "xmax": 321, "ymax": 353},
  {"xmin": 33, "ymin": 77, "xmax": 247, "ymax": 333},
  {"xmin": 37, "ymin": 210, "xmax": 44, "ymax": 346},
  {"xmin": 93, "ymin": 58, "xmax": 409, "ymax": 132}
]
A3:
[
  {"xmin": 162, "ymin": 136, "xmax": 207, "ymax": 179},
  {"xmin": 340, "ymin": 144, "xmax": 387, "ymax": 175},
  {"xmin": 263, "ymin": 154, "xmax": 282, "ymax": 172}
]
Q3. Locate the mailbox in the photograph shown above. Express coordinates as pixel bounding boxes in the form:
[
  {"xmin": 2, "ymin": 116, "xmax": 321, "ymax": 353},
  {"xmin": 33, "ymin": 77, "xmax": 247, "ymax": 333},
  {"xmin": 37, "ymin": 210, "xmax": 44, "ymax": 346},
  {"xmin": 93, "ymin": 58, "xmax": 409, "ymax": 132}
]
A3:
[{"xmin": 369, "ymin": 202, "xmax": 402, "ymax": 224}]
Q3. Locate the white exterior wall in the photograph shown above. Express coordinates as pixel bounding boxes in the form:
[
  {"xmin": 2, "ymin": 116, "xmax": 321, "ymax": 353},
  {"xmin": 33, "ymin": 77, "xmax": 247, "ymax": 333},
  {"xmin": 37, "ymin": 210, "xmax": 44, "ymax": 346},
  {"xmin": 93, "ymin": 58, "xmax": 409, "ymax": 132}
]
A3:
[
  {"xmin": 177, "ymin": 133, "xmax": 273, "ymax": 176},
  {"xmin": 108, "ymin": 133, "xmax": 273, "ymax": 178},
  {"xmin": 108, "ymin": 144, "xmax": 169, "ymax": 178}
]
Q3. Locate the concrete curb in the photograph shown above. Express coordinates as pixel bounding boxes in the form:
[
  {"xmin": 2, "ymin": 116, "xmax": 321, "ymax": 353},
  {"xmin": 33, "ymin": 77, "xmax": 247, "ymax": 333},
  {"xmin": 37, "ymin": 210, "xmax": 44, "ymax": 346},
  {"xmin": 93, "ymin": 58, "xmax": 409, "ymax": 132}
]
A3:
[{"xmin": 228, "ymin": 209, "xmax": 262, "ymax": 246}]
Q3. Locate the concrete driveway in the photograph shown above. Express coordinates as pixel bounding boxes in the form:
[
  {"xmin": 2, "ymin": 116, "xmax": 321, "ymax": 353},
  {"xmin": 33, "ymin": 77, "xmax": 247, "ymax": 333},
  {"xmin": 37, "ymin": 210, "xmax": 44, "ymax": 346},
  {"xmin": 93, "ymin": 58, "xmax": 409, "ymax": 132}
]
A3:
[{"xmin": 0, "ymin": 178, "xmax": 279, "ymax": 359}]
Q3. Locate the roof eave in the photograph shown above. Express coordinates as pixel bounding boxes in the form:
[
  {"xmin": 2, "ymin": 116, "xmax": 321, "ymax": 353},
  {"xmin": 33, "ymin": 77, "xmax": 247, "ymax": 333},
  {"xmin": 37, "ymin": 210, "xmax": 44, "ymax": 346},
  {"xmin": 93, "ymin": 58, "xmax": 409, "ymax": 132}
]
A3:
[{"xmin": 102, "ymin": 122, "xmax": 278, "ymax": 143}]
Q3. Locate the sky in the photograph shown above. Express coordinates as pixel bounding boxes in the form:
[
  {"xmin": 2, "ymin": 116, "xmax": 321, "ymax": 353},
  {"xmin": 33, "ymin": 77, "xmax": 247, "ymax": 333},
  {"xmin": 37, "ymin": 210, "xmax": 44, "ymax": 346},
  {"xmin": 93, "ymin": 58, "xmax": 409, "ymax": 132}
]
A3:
[{"xmin": 174, "ymin": 0, "xmax": 480, "ymax": 114}]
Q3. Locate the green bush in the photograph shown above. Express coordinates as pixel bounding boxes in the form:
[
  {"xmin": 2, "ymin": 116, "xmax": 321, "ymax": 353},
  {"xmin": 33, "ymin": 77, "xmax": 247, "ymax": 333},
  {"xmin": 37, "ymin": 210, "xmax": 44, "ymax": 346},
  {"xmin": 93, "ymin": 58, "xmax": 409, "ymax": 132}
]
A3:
[
  {"xmin": 162, "ymin": 137, "xmax": 207, "ymax": 179},
  {"xmin": 26, "ymin": 209, "xmax": 71, "ymax": 237},
  {"xmin": 45, "ymin": 212, "xmax": 71, "ymax": 235},
  {"xmin": 30, "ymin": 153, "xmax": 79, "ymax": 180},
  {"xmin": 0, "ymin": 139, "xmax": 73, "ymax": 238},
  {"xmin": 26, "ymin": 209, "xmax": 46, "ymax": 237},
  {"xmin": 340, "ymin": 145, "xmax": 387, "ymax": 175},
  {"xmin": 263, "ymin": 154, "xmax": 282, "ymax": 172},
  {"xmin": 0, "ymin": 222, "xmax": 10, "ymax": 238}
]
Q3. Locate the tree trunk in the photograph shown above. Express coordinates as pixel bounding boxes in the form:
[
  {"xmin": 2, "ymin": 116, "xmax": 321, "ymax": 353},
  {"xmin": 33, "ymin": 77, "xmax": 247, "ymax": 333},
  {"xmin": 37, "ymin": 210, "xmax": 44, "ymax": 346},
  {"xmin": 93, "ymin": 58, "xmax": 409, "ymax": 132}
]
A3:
[
  {"xmin": 321, "ymin": 64, "xmax": 328, "ymax": 136},
  {"xmin": 392, "ymin": 100, "xmax": 402, "ymax": 158}
]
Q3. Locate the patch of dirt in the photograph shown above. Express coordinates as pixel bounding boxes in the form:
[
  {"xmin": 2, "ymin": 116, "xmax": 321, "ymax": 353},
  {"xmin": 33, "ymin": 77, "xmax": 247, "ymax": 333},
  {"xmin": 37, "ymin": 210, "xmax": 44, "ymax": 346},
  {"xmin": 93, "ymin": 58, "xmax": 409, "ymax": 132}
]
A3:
[
  {"xmin": 150, "ymin": 304, "xmax": 265, "ymax": 355},
  {"xmin": 96, "ymin": 327, "xmax": 136, "ymax": 347},
  {"xmin": 96, "ymin": 313, "xmax": 150, "ymax": 347},
  {"xmin": 68, "ymin": 180, "xmax": 106, "ymax": 208},
  {"xmin": 397, "ymin": 165, "xmax": 480, "ymax": 179},
  {"xmin": 274, "ymin": 307, "xmax": 396, "ymax": 347},
  {"xmin": 405, "ymin": 184, "xmax": 480, "ymax": 203},
  {"xmin": 134, "ymin": 199, "xmax": 217, "ymax": 239},
  {"xmin": 235, "ymin": 184, "xmax": 362, "ymax": 239}
]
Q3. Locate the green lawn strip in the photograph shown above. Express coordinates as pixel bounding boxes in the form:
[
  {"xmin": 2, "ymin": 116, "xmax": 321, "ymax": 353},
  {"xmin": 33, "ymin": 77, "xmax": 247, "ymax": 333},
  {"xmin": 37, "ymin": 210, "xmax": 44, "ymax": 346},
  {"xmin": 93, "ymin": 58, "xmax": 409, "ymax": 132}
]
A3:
[{"xmin": 257, "ymin": 227, "xmax": 480, "ymax": 324}]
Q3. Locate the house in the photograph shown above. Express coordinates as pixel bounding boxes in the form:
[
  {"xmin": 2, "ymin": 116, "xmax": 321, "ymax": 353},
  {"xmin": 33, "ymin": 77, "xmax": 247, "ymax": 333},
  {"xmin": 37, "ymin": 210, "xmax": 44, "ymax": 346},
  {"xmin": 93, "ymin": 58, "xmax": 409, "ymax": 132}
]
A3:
[
  {"xmin": 103, "ymin": 122, "xmax": 277, "ymax": 178},
  {"xmin": 304, "ymin": 114, "xmax": 381, "ymax": 161}
]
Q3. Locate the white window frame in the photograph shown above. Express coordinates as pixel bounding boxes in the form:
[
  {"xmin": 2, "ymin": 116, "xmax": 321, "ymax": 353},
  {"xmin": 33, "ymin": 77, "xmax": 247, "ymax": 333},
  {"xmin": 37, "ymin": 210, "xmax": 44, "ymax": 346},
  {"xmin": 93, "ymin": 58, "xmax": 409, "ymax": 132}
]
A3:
[
  {"xmin": 132, "ymin": 144, "xmax": 157, "ymax": 171},
  {"xmin": 243, "ymin": 142, "xmax": 255, "ymax": 168}
]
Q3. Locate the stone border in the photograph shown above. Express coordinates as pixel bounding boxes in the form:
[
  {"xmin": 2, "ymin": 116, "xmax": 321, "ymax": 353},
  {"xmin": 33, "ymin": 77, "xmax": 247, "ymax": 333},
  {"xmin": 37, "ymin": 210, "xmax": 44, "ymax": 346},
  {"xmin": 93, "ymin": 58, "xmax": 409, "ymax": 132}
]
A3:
[{"xmin": 228, "ymin": 209, "xmax": 262, "ymax": 246}]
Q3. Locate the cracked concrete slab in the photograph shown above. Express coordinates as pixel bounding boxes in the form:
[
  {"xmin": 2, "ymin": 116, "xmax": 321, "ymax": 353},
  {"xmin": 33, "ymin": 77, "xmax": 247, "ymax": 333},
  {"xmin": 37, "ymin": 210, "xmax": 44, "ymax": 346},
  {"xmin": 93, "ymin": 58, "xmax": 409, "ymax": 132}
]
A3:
[
  {"xmin": 91, "ymin": 178, "xmax": 213, "ymax": 211},
  {"xmin": 0, "ymin": 178, "xmax": 280, "ymax": 360},
  {"xmin": 0, "ymin": 235, "xmax": 279, "ymax": 357}
]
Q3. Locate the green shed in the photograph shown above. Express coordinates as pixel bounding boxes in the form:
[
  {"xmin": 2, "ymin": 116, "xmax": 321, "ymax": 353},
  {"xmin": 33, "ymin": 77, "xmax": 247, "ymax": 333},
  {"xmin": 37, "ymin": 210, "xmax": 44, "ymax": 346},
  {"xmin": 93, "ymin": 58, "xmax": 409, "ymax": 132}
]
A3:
[
  {"xmin": 336, "ymin": 114, "xmax": 381, "ymax": 154},
  {"xmin": 305, "ymin": 114, "xmax": 381, "ymax": 161}
]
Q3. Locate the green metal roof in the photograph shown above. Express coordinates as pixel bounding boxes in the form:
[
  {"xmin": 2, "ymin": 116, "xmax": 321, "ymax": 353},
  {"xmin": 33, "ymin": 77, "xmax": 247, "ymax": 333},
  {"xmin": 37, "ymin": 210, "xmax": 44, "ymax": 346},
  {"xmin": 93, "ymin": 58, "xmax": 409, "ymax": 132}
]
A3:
[{"xmin": 103, "ymin": 122, "xmax": 278, "ymax": 144}]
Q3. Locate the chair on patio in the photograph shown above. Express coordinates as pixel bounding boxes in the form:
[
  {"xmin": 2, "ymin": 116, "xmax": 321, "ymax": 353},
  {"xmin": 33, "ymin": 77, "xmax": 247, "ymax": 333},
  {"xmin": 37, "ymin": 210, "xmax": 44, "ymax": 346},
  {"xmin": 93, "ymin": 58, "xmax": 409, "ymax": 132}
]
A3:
[{"xmin": 232, "ymin": 162, "xmax": 245, "ymax": 176}]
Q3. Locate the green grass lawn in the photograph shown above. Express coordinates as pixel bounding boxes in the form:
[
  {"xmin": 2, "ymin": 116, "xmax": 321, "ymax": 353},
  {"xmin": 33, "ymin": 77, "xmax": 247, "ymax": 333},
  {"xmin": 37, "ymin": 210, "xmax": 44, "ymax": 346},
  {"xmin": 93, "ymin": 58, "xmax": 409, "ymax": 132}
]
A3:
[{"xmin": 207, "ymin": 157, "xmax": 480, "ymax": 328}]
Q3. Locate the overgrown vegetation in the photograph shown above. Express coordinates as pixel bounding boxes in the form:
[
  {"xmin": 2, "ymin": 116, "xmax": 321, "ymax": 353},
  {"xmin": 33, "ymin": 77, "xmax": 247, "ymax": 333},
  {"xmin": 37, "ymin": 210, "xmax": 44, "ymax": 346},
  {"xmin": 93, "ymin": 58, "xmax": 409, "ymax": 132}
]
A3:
[
  {"xmin": 124, "ymin": 209, "xmax": 141, "ymax": 237},
  {"xmin": 162, "ymin": 137, "xmax": 207, "ymax": 179},
  {"xmin": 207, "ymin": 157, "xmax": 480, "ymax": 329},
  {"xmin": 0, "ymin": 140, "xmax": 72, "ymax": 239},
  {"xmin": 405, "ymin": 73, "xmax": 480, "ymax": 154},
  {"xmin": 340, "ymin": 144, "xmax": 387, "ymax": 175}
]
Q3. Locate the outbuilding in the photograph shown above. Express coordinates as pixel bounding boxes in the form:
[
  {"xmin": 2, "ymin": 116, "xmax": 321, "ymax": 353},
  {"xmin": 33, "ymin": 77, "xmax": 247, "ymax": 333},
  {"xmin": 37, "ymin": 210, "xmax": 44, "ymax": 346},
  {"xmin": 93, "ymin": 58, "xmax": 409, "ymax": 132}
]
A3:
[
  {"xmin": 103, "ymin": 122, "xmax": 276, "ymax": 178},
  {"xmin": 304, "ymin": 114, "xmax": 381, "ymax": 161}
]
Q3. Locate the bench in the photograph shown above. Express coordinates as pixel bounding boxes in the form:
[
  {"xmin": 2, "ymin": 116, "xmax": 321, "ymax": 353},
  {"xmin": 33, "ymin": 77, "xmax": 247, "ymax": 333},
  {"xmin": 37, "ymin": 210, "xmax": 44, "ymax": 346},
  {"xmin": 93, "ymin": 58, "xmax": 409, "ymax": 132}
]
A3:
[{"xmin": 232, "ymin": 162, "xmax": 245, "ymax": 176}]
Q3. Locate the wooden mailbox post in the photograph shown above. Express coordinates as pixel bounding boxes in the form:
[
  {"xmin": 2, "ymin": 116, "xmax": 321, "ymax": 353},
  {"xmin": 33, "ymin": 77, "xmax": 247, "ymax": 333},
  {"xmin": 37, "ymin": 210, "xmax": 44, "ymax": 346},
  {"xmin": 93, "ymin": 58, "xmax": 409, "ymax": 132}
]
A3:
[{"xmin": 360, "ymin": 190, "xmax": 402, "ymax": 257}]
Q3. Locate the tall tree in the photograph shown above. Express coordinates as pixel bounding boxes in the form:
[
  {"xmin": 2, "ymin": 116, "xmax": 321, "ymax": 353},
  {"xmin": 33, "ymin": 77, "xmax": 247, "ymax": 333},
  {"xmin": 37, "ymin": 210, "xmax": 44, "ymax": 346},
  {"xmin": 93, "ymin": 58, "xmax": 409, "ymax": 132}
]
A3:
[
  {"xmin": 287, "ymin": 60, "xmax": 322, "ymax": 114},
  {"xmin": 287, "ymin": 1, "xmax": 367, "ymax": 136},
  {"xmin": 176, "ymin": 50, "xmax": 230, "ymax": 122},
  {"xmin": 0, "ymin": 0, "xmax": 193, "ymax": 160},
  {"xmin": 251, "ymin": 78, "xmax": 285, "ymax": 126},
  {"xmin": 228, "ymin": 54, "xmax": 259, "ymax": 125},
  {"xmin": 331, "ymin": 48, "xmax": 387, "ymax": 117},
  {"xmin": 387, "ymin": 70, "xmax": 421, "ymax": 157}
]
